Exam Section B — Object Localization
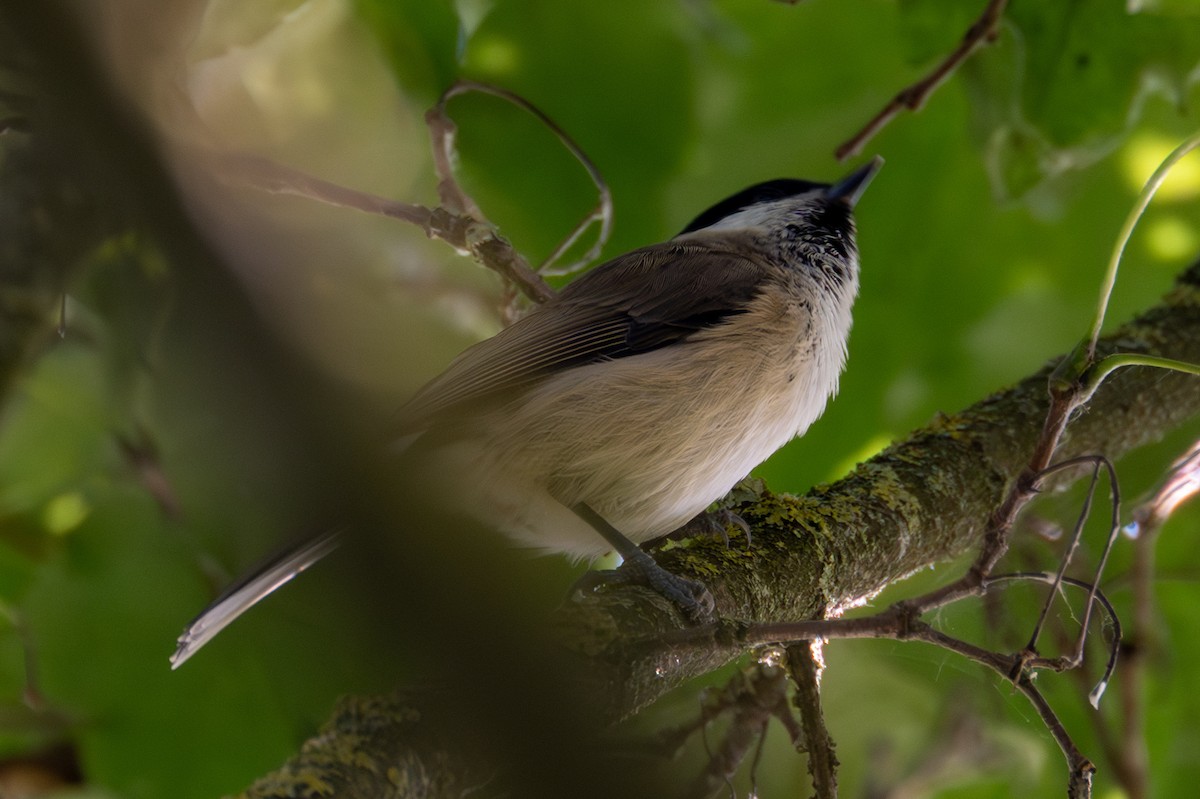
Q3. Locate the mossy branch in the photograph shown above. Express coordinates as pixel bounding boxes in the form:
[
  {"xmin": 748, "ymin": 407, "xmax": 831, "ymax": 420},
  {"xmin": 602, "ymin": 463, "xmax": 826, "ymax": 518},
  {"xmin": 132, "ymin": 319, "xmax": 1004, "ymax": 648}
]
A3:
[
  {"xmin": 241, "ymin": 262, "xmax": 1200, "ymax": 797},
  {"xmin": 554, "ymin": 260, "xmax": 1200, "ymax": 715}
]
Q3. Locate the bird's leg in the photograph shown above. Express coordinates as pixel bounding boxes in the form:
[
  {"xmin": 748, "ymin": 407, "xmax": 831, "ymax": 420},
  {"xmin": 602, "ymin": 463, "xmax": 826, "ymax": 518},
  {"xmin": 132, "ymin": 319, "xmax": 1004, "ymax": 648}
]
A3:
[{"xmin": 570, "ymin": 502, "xmax": 715, "ymax": 621}]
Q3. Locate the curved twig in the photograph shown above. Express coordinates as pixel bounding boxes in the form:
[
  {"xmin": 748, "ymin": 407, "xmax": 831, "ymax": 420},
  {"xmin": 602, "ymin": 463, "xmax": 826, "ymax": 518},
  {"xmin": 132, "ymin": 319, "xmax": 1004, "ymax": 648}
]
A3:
[
  {"xmin": 1085, "ymin": 130, "xmax": 1200, "ymax": 360},
  {"xmin": 985, "ymin": 572, "xmax": 1123, "ymax": 707},
  {"xmin": 1024, "ymin": 456, "xmax": 1120, "ymax": 677},
  {"xmin": 431, "ymin": 80, "xmax": 613, "ymax": 279}
]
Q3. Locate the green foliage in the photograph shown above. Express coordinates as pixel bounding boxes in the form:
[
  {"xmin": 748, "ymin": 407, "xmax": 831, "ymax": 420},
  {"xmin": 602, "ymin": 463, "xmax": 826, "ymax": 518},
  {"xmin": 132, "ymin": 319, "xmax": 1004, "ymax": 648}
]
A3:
[
  {"xmin": 905, "ymin": 0, "xmax": 1200, "ymax": 198},
  {"xmin": 1008, "ymin": 1, "xmax": 1199, "ymax": 148},
  {"xmin": 2, "ymin": 0, "xmax": 1200, "ymax": 796}
]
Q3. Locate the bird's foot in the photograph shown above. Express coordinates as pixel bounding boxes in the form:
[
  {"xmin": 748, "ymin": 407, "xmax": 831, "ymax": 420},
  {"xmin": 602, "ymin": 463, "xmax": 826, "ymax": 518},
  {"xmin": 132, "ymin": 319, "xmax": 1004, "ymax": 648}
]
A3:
[{"xmin": 573, "ymin": 550, "xmax": 715, "ymax": 622}]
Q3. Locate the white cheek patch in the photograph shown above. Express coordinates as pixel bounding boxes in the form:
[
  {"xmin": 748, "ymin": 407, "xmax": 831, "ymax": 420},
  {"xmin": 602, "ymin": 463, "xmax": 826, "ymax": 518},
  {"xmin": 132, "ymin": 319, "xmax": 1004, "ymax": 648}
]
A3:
[{"xmin": 692, "ymin": 195, "xmax": 822, "ymax": 233}]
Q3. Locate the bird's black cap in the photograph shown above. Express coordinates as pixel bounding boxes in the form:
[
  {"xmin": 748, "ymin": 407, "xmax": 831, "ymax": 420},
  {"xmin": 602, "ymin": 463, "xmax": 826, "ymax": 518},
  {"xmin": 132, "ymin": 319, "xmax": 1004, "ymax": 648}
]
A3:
[
  {"xmin": 679, "ymin": 178, "xmax": 826, "ymax": 235},
  {"xmin": 679, "ymin": 157, "xmax": 883, "ymax": 235}
]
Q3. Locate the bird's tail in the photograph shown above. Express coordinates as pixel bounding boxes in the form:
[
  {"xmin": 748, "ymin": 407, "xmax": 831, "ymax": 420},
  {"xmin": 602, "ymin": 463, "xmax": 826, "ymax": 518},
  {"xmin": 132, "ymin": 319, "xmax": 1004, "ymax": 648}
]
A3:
[{"xmin": 170, "ymin": 528, "xmax": 343, "ymax": 669}]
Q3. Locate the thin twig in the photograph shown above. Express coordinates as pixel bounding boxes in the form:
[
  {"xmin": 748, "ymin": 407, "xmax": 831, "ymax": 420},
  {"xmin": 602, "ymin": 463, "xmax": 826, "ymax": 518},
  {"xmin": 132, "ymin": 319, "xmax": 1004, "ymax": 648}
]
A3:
[
  {"xmin": 677, "ymin": 663, "xmax": 797, "ymax": 799},
  {"xmin": 682, "ymin": 573, "xmax": 1122, "ymax": 689},
  {"xmin": 209, "ymin": 151, "xmax": 431, "ymax": 223},
  {"xmin": 117, "ymin": 430, "xmax": 183, "ymax": 521},
  {"xmin": 430, "ymin": 80, "xmax": 613, "ymax": 279},
  {"xmin": 425, "ymin": 86, "xmax": 484, "ymax": 219},
  {"xmin": 202, "ymin": 80, "xmax": 590, "ymax": 306},
  {"xmin": 1071, "ymin": 460, "xmax": 1121, "ymax": 693},
  {"xmin": 904, "ymin": 623, "xmax": 1095, "ymax": 795},
  {"xmin": 1011, "ymin": 672, "xmax": 1096, "ymax": 799},
  {"xmin": 1022, "ymin": 456, "xmax": 1120, "ymax": 686},
  {"xmin": 657, "ymin": 564, "xmax": 1123, "ymax": 799},
  {"xmin": 786, "ymin": 642, "xmax": 838, "ymax": 799},
  {"xmin": 206, "ymin": 150, "xmax": 557, "ymax": 305},
  {"xmin": 1024, "ymin": 459, "xmax": 1103, "ymax": 651},
  {"xmin": 985, "ymin": 573, "xmax": 1123, "ymax": 702},
  {"xmin": 835, "ymin": 0, "xmax": 1009, "ymax": 160}
]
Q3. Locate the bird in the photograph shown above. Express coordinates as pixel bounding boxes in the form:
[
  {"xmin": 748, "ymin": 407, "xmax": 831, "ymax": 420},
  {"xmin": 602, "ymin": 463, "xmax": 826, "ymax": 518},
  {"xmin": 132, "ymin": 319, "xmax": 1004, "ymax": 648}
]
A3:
[{"xmin": 171, "ymin": 157, "xmax": 882, "ymax": 668}]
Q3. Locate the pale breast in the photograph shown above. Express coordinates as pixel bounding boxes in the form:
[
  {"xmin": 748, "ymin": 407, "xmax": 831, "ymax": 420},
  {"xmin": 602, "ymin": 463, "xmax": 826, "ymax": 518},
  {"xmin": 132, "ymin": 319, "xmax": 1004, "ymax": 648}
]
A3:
[{"xmin": 449, "ymin": 275, "xmax": 855, "ymax": 550}]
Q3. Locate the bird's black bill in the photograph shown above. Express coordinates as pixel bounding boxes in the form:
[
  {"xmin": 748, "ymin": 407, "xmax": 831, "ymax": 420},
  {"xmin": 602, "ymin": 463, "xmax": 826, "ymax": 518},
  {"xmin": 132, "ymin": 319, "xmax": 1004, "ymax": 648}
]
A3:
[{"xmin": 826, "ymin": 156, "xmax": 884, "ymax": 209}]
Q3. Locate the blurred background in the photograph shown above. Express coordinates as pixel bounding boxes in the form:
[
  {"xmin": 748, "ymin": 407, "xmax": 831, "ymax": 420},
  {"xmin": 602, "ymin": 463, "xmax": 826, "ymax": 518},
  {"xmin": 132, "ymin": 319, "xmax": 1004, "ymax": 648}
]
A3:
[{"xmin": 1, "ymin": 0, "xmax": 1199, "ymax": 796}]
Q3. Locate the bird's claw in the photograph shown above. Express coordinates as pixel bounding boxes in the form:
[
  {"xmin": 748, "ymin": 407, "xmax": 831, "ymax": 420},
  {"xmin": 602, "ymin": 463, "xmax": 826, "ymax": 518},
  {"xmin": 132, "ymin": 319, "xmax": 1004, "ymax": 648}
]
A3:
[
  {"xmin": 572, "ymin": 550, "xmax": 714, "ymax": 622},
  {"xmin": 664, "ymin": 507, "xmax": 752, "ymax": 548}
]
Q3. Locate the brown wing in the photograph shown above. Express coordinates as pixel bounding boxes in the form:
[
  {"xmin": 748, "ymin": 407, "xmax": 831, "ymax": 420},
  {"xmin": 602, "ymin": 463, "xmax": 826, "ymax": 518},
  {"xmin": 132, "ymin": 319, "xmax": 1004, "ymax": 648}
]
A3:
[{"xmin": 397, "ymin": 232, "xmax": 773, "ymax": 429}]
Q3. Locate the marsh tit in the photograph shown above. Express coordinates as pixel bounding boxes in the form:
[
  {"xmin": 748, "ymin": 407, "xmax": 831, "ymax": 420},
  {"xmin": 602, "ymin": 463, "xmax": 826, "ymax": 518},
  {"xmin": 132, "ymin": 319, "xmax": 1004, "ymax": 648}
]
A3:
[{"xmin": 171, "ymin": 157, "xmax": 882, "ymax": 667}]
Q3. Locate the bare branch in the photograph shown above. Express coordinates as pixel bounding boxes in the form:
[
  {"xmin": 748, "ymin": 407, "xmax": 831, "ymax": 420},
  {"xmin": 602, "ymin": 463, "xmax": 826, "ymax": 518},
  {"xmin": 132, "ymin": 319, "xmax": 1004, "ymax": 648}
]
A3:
[
  {"xmin": 200, "ymin": 78, "xmax": 623, "ymax": 309},
  {"xmin": 835, "ymin": 0, "xmax": 1009, "ymax": 161},
  {"xmin": 208, "ymin": 151, "xmax": 430, "ymax": 224},
  {"xmin": 205, "ymin": 149, "xmax": 557, "ymax": 305},
  {"xmin": 786, "ymin": 642, "xmax": 838, "ymax": 799},
  {"xmin": 672, "ymin": 662, "xmax": 798, "ymax": 799}
]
